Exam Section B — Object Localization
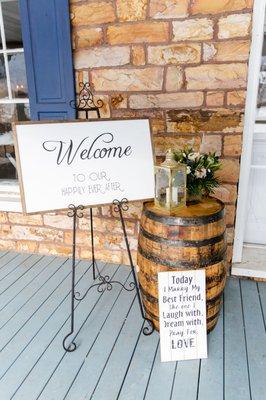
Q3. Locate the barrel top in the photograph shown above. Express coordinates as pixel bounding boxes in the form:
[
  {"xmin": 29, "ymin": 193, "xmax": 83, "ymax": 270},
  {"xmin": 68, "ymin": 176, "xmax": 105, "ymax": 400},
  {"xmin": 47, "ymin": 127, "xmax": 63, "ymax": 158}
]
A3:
[{"xmin": 144, "ymin": 197, "xmax": 224, "ymax": 219}]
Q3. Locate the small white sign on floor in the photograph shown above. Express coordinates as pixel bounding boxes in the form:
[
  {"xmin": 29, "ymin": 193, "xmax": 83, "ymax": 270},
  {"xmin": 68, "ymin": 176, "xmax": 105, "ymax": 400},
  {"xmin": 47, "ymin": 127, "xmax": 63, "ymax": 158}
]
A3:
[{"xmin": 158, "ymin": 270, "xmax": 207, "ymax": 362}]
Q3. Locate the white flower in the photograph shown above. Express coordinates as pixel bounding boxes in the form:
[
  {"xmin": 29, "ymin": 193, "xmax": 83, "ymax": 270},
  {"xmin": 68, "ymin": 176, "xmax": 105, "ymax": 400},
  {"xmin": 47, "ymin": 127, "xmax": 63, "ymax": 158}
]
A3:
[
  {"xmin": 182, "ymin": 152, "xmax": 187, "ymax": 158},
  {"xmin": 186, "ymin": 166, "xmax": 191, "ymax": 174},
  {"xmin": 188, "ymin": 152, "xmax": 200, "ymax": 161},
  {"xmin": 195, "ymin": 167, "xmax": 207, "ymax": 178}
]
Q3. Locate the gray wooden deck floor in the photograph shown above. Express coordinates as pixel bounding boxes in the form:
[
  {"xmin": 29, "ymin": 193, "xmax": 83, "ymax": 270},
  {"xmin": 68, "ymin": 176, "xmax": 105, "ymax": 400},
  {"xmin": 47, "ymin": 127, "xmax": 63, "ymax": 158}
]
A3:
[{"xmin": 0, "ymin": 251, "xmax": 265, "ymax": 400}]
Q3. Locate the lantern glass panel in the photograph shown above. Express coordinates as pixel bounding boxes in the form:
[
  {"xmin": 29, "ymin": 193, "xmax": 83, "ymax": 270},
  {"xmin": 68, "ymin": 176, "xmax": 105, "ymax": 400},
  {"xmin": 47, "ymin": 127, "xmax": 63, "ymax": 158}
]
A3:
[
  {"xmin": 172, "ymin": 168, "xmax": 186, "ymax": 207},
  {"xmin": 155, "ymin": 167, "xmax": 170, "ymax": 207}
]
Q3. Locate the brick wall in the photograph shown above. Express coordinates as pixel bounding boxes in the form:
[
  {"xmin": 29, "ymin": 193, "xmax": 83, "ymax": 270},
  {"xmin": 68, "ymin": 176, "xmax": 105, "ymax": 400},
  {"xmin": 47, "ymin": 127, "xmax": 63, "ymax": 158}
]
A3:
[{"xmin": 0, "ymin": 0, "xmax": 254, "ymax": 268}]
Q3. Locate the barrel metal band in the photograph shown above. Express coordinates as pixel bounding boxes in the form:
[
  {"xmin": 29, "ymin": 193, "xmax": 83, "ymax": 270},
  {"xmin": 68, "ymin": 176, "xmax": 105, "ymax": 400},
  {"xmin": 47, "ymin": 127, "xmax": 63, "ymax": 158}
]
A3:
[
  {"xmin": 207, "ymin": 313, "xmax": 219, "ymax": 323},
  {"xmin": 140, "ymin": 266, "xmax": 227, "ymax": 285},
  {"xmin": 140, "ymin": 226, "xmax": 226, "ymax": 248},
  {"xmin": 143, "ymin": 305, "xmax": 159, "ymax": 321},
  {"xmin": 143, "ymin": 207, "xmax": 224, "ymax": 226},
  {"xmin": 138, "ymin": 244, "xmax": 226, "ymax": 269}
]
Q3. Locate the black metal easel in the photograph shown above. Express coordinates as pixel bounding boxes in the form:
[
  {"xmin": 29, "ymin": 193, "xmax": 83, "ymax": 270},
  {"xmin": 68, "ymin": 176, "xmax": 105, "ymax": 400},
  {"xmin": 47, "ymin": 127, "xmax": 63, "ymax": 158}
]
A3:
[{"xmin": 63, "ymin": 83, "xmax": 155, "ymax": 352}]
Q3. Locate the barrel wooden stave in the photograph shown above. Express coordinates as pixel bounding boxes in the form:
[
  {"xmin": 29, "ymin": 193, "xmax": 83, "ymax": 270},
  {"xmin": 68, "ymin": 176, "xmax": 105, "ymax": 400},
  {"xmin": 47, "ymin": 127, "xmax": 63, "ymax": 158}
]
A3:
[
  {"xmin": 138, "ymin": 232, "xmax": 226, "ymax": 264},
  {"xmin": 138, "ymin": 259, "xmax": 226, "ymax": 300},
  {"xmin": 141, "ymin": 289, "xmax": 223, "ymax": 333},
  {"xmin": 141, "ymin": 215, "xmax": 225, "ymax": 241},
  {"xmin": 137, "ymin": 199, "xmax": 227, "ymax": 333}
]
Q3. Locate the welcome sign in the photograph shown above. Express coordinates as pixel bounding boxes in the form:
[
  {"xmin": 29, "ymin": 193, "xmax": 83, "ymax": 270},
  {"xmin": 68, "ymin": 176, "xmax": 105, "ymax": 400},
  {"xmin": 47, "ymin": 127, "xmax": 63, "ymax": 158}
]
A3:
[
  {"xmin": 158, "ymin": 270, "xmax": 207, "ymax": 362},
  {"xmin": 13, "ymin": 119, "xmax": 155, "ymax": 213}
]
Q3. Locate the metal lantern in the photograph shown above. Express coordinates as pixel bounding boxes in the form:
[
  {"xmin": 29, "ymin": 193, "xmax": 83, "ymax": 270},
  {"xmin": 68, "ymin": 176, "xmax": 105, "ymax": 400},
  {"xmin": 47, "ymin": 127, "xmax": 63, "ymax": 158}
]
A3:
[{"xmin": 155, "ymin": 149, "xmax": 187, "ymax": 211}]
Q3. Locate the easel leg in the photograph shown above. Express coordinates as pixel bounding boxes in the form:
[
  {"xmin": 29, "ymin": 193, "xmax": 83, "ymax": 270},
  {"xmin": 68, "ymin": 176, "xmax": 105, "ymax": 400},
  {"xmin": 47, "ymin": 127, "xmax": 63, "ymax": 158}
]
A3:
[
  {"xmin": 113, "ymin": 199, "xmax": 155, "ymax": 336},
  {"xmin": 90, "ymin": 207, "xmax": 97, "ymax": 280},
  {"xmin": 63, "ymin": 204, "xmax": 84, "ymax": 352}
]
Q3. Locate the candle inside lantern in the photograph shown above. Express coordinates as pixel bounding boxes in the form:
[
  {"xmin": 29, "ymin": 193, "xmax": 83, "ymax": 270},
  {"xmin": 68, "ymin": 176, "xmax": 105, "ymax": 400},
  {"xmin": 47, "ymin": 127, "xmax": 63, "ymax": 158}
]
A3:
[
  {"xmin": 172, "ymin": 187, "xmax": 178, "ymax": 204},
  {"xmin": 166, "ymin": 187, "xmax": 171, "ymax": 206}
]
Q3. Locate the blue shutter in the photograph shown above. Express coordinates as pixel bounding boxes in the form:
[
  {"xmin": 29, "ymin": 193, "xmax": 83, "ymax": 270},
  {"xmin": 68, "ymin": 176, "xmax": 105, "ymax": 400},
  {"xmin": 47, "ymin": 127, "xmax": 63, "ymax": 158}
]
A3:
[{"xmin": 19, "ymin": 0, "xmax": 76, "ymax": 120}]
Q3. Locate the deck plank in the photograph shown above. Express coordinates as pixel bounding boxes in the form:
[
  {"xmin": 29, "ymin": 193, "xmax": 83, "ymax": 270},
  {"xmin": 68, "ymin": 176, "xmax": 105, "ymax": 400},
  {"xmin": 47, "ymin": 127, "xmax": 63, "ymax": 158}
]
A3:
[
  {"xmin": 0, "ymin": 257, "xmax": 75, "ymax": 370},
  {"xmin": 0, "ymin": 259, "xmax": 93, "ymax": 400},
  {"xmin": 241, "ymin": 280, "xmax": 266, "ymax": 400},
  {"xmin": 116, "ymin": 326, "xmax": 159, "ymax": 400},
  {"xmin": 0, "ymin": 257, "xmax": 67, "ymax": 324},
  {"xmin": 0, "ymin": 252, "xmax": 19, "ymax": 270},
  {"xmin": 224, "ymin": 279, "xmax": 250, "ymax": 400},
  {"xmin": 20, "ymin": 265, "xmax": 127, "ymax": 400},
  {"xmin": 0, "ymin": 250, "xmax": 8, "ymax": 259},
  {"xmin": 91, "ymin": 299, "xmax": 144, "ymax": 400},
  {"xmin": 6, "ymin": 263, "xmax": 113, "ymax": 400},
  {"xmin": 197, "ymin": 302, "xmax": 224, "ymax": 400},
  {"xmin": 0, "ymin": 254, "xmax": 41, "ymax": 294},
  {"xmin": 0, "ymin": 255, "xmax": 55, "ymax": 311},
  {"xmin": 63, "ymin": 269, "xmax": 137, "ymax": 400},
  {"xmin": 0, "ymin": 252, "xmax": 264, "ymax": 400},
  {"xmin": 0, "ymin": 253, "xmax": 30, "ymax": 281},
  {"xmin": 171, "ymin": 359, "xmax": 200, "ymax": 400},
  {"xmin": 144, "ymin": 342, "xmax": 176, "ymax": 400},
  {"xmin": 257, "ymin": 282, "xmax": 266, "ymax": 331}
]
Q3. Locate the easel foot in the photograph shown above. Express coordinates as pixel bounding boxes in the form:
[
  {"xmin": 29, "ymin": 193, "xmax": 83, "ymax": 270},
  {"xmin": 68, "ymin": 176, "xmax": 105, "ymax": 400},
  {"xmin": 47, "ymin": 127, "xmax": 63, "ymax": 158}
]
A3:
[{"xmin": 63, "ymin": 333, "xmax": 77, "ymax": 352}]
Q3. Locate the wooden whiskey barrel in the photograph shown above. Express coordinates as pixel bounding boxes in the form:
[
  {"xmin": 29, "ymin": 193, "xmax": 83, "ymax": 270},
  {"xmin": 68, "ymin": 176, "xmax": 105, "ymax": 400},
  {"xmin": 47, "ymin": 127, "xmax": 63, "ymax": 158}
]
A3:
[{"xmin": 137, "ymin": 198, "xmax": 227, "ymax": 333}]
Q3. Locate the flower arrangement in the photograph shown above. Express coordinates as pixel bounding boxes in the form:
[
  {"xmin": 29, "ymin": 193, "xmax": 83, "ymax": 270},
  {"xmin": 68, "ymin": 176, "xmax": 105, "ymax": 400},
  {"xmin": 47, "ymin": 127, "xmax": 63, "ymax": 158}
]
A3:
[{"xmin": 173, "ymin": 148, "xmax": 221, "ymax": 199}]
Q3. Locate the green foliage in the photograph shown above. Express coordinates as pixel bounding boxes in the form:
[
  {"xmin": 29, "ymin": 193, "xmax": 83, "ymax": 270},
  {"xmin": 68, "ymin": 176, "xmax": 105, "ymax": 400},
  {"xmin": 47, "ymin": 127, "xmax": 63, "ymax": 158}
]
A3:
[{"xmin": 173, "ymin": 147, "xmax": 221, "ymax": 197}]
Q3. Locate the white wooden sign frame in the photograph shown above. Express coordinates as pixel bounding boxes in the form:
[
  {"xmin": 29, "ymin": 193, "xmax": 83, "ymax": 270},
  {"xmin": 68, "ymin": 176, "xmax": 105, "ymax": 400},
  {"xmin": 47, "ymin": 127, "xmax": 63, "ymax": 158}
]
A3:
[
  {"xmin": 13, "ymin": 118, "xmax": 155, "ymax": 214},
  {"xmin": 158, "ymin": 270, "xmax": 208, "ymax": 362}
]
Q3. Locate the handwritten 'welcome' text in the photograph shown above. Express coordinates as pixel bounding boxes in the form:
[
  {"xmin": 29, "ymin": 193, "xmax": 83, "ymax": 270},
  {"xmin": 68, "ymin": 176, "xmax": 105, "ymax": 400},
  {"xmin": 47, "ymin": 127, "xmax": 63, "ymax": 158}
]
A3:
[{"xmin": 42, "ymin": 133, "xmax": 132, "ymax": 165}]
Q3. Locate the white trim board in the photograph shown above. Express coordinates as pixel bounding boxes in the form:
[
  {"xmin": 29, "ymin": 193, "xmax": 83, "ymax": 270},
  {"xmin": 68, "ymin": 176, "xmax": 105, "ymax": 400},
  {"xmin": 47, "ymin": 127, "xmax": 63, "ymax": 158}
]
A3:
[
  {"xmin": 0, "ymin": 197, "xmax": 22, "ymax": 212},
  {"xmin": 0, "ymin": 180, "xmax": 22, "ymax": 212},
  {"xmin": 232, "ymin": 264, "xmax": 266, "ymax": 279},
  {"xmin": 233, "ymin": 0, "xmax": 266, "ymax": 263},
  {"xmin": 256, "ymin": 106, "xmax": 266, "ymax": 120},
  {"xmin": 232, "ymin": 245, "xmax": 266, "ymax": 279}
]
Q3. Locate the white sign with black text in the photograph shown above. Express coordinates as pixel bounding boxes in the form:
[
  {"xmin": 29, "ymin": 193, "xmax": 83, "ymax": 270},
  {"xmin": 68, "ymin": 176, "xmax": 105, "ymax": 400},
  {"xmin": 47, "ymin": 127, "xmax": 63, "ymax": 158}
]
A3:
[
  {"xmin": 13, "ymin": 119, "xmax": 154, "ymax": 213},
  {"xmin": 158, "ymin": 270, "xmax": 207, "ymax": 362}
]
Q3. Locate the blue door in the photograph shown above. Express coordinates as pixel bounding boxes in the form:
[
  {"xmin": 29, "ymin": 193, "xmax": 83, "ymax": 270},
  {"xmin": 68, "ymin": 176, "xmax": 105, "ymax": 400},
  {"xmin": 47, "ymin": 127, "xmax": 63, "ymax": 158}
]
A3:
[{"xmin": 19, "ymin": 0, "xmax": 76, "ymax": 120}]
